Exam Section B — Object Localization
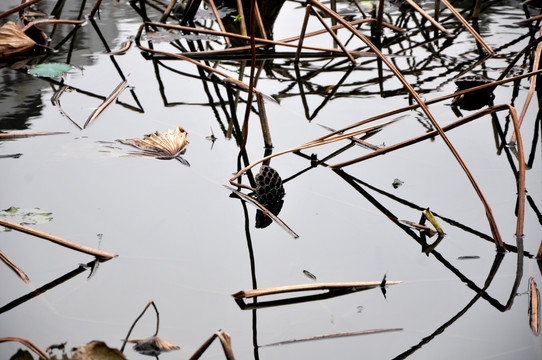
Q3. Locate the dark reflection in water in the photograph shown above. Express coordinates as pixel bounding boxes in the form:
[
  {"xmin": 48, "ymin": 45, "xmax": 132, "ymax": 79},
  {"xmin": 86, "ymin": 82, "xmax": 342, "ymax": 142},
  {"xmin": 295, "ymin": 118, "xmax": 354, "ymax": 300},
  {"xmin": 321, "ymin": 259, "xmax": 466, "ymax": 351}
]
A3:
[{"xmin": 0, "ymin": 71, "xmax": 43, "ymax": 130}]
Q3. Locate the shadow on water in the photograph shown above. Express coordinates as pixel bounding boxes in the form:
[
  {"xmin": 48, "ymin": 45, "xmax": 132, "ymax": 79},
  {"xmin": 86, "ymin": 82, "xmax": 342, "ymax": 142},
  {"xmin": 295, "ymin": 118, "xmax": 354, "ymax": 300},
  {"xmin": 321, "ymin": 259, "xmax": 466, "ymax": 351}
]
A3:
[{"xmin": 1, "ymin": 0, "xmax": 542, "ymax": 358}]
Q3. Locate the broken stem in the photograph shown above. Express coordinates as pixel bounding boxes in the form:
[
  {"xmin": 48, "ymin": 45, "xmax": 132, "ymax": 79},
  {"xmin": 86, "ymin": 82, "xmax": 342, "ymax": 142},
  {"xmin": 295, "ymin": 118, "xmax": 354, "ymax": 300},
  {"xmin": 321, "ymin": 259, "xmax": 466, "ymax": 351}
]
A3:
[{"xmin": 0, "ymin": 218, "xmax": 117, "ymax": 260}]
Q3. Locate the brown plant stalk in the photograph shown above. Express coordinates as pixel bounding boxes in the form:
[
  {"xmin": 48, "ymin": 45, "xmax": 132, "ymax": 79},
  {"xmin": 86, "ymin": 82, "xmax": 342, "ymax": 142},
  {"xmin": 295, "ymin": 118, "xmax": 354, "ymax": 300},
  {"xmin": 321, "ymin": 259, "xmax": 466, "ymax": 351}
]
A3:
[
  {"xmin": 305, "ymin": 0, "xmax": 501, "ymax": 248},
  {"xmin": 0, "ymin": 218, "xmax": 117, "ymax": 260}
]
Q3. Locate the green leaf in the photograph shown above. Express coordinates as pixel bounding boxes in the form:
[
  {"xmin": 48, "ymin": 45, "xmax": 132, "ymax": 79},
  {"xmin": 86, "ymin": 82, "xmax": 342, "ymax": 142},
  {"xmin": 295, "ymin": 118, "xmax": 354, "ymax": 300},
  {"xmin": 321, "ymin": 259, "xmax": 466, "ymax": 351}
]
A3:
[
  {"xmin": 27, "ymin": 63, "xmax": 72, "ymax": 78},
  {"xmin": 0, "ymin": 207, "xmax": 53, "ymax": 231}
]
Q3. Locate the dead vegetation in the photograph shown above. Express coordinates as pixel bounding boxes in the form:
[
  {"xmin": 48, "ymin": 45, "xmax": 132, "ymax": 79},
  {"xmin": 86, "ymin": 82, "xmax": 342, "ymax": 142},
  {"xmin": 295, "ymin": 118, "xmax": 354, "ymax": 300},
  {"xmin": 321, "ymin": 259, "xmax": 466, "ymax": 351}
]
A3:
[{"xmin": 1, "ymin": 0, "xmax": 541, "ymax": 358}]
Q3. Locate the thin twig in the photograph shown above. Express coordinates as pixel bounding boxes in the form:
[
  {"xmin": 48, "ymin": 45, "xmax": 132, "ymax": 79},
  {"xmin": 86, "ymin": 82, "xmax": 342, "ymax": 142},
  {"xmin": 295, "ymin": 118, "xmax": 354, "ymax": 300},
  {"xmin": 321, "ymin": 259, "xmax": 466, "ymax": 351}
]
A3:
[
  {"xmin": 440, "ymin": 0, "xmax": 494, "ymax": 55},
  {"xmin": 121, "ymin": 300, "xmax": 160, "ymax": 352},
  {"xmin": 21, "ymin": 19, "xmax": 85, "ymax": 33},
  {"xmin": 404, "ymin": 0, "xmax": 450, "ymax": 35},
  {"xmin": 88, "ymin": 0, "xmax": 103, "ymax": 18},
  {"xmin": 0, "ymin": 337, "xmax": 50, "ymax": 360},
  {"xmin": 207, "ymin": 0, "xmax": 231, "ymax": 46},
  {"xmin": 0, "ymin": 0, "xmax": 41, "ymax": 20},
  {"xmin": 0, "ymin": 131, "xmax": 68, "ymax": 138},
  {"xmin": 0, "ymin": 218, "xmax": 117, "ymax": 260},
  {"xmin": 84, "ymin": 79, "xmax": 127, "ymax": 128},
  {"xmin": 260, "ymin": 328, "xmax": 403, "ymax": 347},
  {"xmin": 308, "ymin": 0, "xmax": 503, "ymax": 249},
  {"xmin": 0, "ymin": 249, "xmax": 30, "ymax": 283},
  {"xmin": 225, "ymin": 185, "xmax": 298, "ymax": 238},
  {"xmin": 52, "ymin": 85, "xmax": 82, "ymax": 129},
  {"xmin": 311, "ymin": 6, "xmax": 356, "ymax": 63},
  {"xmin": 510, "ymin": 27, "xmax": 542, "ymax": 144},
  {"xmin": 233, "ymin": 281, "xmax": 401, "ymax": 299}
]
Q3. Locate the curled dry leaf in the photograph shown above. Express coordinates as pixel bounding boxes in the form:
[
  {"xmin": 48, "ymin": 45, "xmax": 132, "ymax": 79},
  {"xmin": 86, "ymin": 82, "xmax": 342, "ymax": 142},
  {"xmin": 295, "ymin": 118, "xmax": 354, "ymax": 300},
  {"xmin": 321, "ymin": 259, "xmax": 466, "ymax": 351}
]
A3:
[
  {"xmin": 127, "ymin": 335, "xmax": 180, "ymax": 356},
  {"xmin": 118, "ymin": 126, "xmax": 189, "ymax": 161},
  {"xmin": 0, "ymin": 21, "xmax": 35, "ymax": 58}
]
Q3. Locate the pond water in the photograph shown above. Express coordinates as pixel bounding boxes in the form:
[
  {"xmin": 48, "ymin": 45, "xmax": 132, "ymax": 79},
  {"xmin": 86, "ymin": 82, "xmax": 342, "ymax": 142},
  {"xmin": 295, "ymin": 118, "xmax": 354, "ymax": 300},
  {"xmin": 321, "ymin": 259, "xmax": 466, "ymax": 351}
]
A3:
[{"xmin": 1, "ymin": 0, "xmax": 541, "ymax": 359}]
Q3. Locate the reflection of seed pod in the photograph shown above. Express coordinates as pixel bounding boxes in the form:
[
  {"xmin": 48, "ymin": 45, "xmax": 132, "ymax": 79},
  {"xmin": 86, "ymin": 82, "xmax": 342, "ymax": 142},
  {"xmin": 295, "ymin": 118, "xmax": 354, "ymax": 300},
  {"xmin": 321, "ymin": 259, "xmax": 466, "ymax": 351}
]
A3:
[
  {"xmin": 255, "ymin": 199, "xmax": 284, "ymax": 228},
  {"xmin": 454, "ymin": 75, "xmax": 492, "ymax": 90},
  {"xmin": 255, "ymin": 166, "xmax": 285, "ymax": 206}
]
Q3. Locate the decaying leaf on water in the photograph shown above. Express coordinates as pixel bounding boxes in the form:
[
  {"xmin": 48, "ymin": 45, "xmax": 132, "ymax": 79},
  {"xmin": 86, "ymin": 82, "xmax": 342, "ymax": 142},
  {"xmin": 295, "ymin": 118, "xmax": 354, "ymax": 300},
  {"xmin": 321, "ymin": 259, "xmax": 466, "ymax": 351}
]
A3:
[
  {"xmin": 126, "ymin": 335, "xmax": 180, "ymax": 356},
  {"xmin": 0, "ymin": 206, "xmax": 52, "ymax": 231},
  {"xmin": 118, "ymin": 126, "xmax": 189, "ymax": 164},
  {"xmin": 72, "ymin": 341, "xmax": 126, "ymax": 360},
  {"xmin": 529, "ymin": 277, "xmax": 540, "ymax": 336},
  {"xmin": 0, "ymin": 21, "xmax": 35, "ymax": 59}
]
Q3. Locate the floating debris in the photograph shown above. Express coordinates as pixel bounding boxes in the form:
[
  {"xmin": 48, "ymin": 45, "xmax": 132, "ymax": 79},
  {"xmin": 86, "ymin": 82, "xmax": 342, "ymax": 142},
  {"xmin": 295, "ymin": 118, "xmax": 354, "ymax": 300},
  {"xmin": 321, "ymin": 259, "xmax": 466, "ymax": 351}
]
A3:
[
  {"xmin": 392, "ymin": 178, "xmax": 404, "ymax": 189},
  {"xmin": 260, "ymin": 328, "xmax": 403, "ymax": 347},
  {"xmin": 0, "ymin": 206, "xmax": 52, "ymax": 231},
  {"xmin": 142, "ymin": 29, "xmax": 218, "ymax": 43},
  {"xmin": 457, "ymin": 256, "xmax": 480, "ymax": 260},
  {"xmin": 303, "ymin": 269, "xmax": 317, "ymax": 281},
  {"xmin": 127, "ymin": 336, "xmax": 180, "ymax": 356},
  {"xmin": 529, "ymin": 277, "xmax": 540, "ymax": 336},
  {"xmin": 118, "ymin": 126, "xmax": 190, "ymax": 165},
  {"xmin": 233, "ymin": 281, "xmax": 401, "ymax": 300}
]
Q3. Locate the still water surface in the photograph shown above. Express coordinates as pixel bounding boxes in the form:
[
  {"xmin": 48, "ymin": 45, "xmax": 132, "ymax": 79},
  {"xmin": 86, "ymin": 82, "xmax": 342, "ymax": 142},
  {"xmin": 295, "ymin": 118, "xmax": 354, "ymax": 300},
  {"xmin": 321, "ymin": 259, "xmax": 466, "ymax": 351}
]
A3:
[{"xmin": 1, "ymin": 0, "xmax": 541, "ymax": 359}]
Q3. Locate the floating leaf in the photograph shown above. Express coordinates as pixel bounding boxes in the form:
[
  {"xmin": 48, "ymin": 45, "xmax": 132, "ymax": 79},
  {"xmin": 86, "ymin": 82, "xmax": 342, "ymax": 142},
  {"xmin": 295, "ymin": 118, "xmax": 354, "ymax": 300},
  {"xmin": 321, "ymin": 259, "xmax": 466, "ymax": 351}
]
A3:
[
  {"xmin": 127, "ymin": 335, "xmax": 180, "ymax": 356},
  {"xmin": 118, "ymin": 126, "xmax": 189, "ymax": 163},
  {"xmin": 0, "ymin": 206, "xmax": 52, "ymax": 231},
  {"xmin": 0, "ymin": 21, "xmax": 35, "ymax": 59},
  {"xmin": 72, "ymin": 341, "xmax": 126, "ymax": 360},
  {"xmin": 27, "ymin": 62, "xmax": 72, "ymax": 78}
]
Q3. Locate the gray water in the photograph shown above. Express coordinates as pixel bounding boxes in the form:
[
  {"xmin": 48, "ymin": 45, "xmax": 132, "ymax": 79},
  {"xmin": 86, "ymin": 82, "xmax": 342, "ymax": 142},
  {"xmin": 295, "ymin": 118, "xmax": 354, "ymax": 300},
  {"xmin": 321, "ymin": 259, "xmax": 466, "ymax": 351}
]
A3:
[{"xmin": 1, "ymin": 0, "xmax": 541, "ymax": 359}]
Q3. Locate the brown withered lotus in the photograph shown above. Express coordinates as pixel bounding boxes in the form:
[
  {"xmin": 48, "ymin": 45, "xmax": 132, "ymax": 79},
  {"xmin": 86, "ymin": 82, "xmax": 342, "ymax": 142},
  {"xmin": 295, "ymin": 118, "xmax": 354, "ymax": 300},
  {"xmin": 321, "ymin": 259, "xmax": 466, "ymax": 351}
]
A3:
[
  {"xmin": 118, "ymin": 126, "xmax": 190, "ymax": 165},
  {"xmin": 126, "ymin": 335, "xmax": 180, "ymax": 356},
  {"xmin": 0, "ymin": 21, "xmax": 36, "ymax": 58}
]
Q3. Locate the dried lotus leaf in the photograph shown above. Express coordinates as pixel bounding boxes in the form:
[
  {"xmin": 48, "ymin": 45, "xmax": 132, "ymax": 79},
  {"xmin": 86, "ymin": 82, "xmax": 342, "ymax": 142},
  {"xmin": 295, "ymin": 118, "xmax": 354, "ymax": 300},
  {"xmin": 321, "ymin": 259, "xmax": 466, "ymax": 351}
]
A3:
[
  {"xmin": 72, "ymin": 341, "xmax": 126, "ymax": 360},
  {"xmin": 118, "ymin": 126, "xmax": 188, "ymax": 160},
  {"xmin": 127, "ymin": 335, "xmax": 180, "ymax": 356},
  {"xmin": 0, "ymin": 21, "xmax": 35, "ymax": 58}
]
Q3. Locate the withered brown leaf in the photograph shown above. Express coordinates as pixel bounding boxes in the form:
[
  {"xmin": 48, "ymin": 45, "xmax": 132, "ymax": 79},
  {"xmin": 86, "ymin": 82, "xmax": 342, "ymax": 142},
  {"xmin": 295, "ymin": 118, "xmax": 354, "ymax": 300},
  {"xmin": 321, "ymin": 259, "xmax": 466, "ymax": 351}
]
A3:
[
  {"xmin": 0, "ymin": 21, "xmax": 35, "ymax": 58},
  {"xmin": 118, "ymin": 126, "xmax": 189, "ymax": 162},
  {"xmin": 127, "ymin": 335, "xmax": 180, "ymax": 356}
]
